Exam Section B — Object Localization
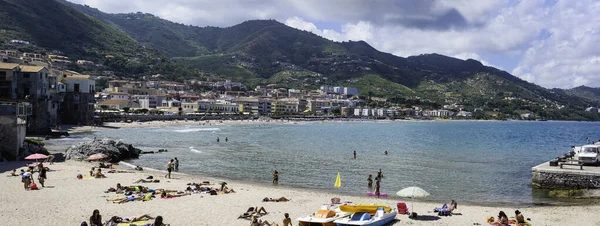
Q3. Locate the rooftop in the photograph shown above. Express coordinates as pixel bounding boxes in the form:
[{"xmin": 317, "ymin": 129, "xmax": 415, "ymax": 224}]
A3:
[
  {"xmin": 19, "ymin": 65, "xmax": 46, "ymax": 73},
  {"xmin": 67, "ymin": 75, "xmax": 91, "ymax": 80},
  {"xmin": 99, "ymin": 99, "xmax": 130, "ymax": 105},
  {"xmin": 0, "ymin": 63, "xmax": 19, "ymax": 70}
]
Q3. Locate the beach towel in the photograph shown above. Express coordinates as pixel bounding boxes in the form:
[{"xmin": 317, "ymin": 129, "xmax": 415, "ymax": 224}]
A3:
[
  {"xmin": 367, "ymin": 192, "xmax": 388, "ymax": 197},
  {"xmin": 117, "ymin": 221, "xmax": 149, "ymax": 226}
]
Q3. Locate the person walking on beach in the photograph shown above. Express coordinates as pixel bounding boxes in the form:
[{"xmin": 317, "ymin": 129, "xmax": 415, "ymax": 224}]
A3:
[
  {"xmin": 273, "ymin": 170, "xmax": 279, "ymax": 184},
  {"xmin": 38, "ymin": 165, "xmax": 47, "ymax": 187},
  {"xmin": 174, "ymin": 157, "xmax": 179, "ymax": 172},
  {"xmin": 353, "ymin": 151, "xmax": 356, "ymax": 159},
  {"xmin": 165, "ymin": 159, "xmax": 173, "ymax": 179},
  {"xmin": 374, "ymin": 177, "xmax": 381, "ymax": 198},
  {"xmin": 367, "ymin": 174, "xmax": 373, "ymax": 188}
]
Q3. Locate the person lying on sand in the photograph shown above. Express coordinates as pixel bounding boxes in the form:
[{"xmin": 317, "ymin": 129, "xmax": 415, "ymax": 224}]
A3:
[
  {"xmin": 250, "ymin": 216, "xmax": 279, "ymax": 226},
  {"xmin": 160, "ymin": 190, "xmax": 190, "ymax": 199},
  {"xmin": 107, "ymin": 214, "xmax": 155, "ymax": 224},
  {"xmin": 262, "ymin": 197, "xmax": 291, "ymax": 202},
  {"xmin": 9, "ymin": 169, "xmax": 18, "ymax": 177},
  {"xmin": 239, "ymin": 207, "xmax": 268, "ymax": 219},
  {"xmin": 134, "ymin": 179, "xmax": 161, "ymax": 183},
  {"xmin": 107, "ymin": 195, "xmax": 143, "ymax": 204}
]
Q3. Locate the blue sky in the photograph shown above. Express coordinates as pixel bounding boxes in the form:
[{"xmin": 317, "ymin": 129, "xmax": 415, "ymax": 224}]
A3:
[{"xmin": 69, "ymin": 0, "xmax": 600, "ymax": 89}]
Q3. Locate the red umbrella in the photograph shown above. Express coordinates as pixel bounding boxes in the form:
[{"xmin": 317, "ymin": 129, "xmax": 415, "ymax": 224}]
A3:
[
  {"xmin": 87, "ymin": 153, "xmax": 109, "ymax": 161},
  {"xmin": 24, "ymin": 153, "xmax": 48, "ymax": 160}
]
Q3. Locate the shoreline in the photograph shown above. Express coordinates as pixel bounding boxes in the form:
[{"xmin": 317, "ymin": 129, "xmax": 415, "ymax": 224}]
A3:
[
  {"xmin": 118, "ymin": 160, "xmax": 599, "ymax": 208},
  {"xmin": 61, "ymin": 118, "xmax": 597, "ymax": 135},
  {"xmin": 1, "ymin": 160, "xmax": 600, "ymax": 225}
]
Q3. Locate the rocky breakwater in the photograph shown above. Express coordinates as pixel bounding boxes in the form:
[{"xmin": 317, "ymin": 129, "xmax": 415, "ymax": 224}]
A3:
[{"xmin": 66, "ymin": 139, "xmax": 141, "ymax": 163}]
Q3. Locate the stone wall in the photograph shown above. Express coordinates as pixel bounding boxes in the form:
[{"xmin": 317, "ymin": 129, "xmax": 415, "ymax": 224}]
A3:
[
  {"xmin": 0, "ymin": 115, "xmax": 18, "ymax": 159},
  {"xmin": 532, "ymin": 169, "xmax": 600, "ymax": 189}
]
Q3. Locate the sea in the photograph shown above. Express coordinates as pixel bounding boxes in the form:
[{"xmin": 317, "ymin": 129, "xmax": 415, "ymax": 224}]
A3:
[{"xmin": 45, "ymin": 120, "xmax": 600, "ymax": 205}]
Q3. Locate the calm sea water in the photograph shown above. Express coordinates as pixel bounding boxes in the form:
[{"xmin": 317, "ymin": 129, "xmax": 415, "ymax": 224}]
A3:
[{"xmin": 46, "ymin": 121, "xmax": 600, "ymax": 205}]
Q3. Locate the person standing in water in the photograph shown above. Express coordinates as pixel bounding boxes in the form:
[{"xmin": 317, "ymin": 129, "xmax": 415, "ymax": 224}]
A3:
[
  {"xmin": 273, "ymin": 170, "xmax": 279, "ymax": 184},
  {"xmin": 225, "ymin": 137, "xmax": 228, "ymax": 142},
  {"xmin": 174, "ymin": 157, "xmax": 179, "ymax": 172},
  {"xmin": 375, "ymin": 177, "xmax": 381, "ymax": 198},
  {"xmin": 217, "ymin": 137, "xmax": 220, "ymax": 142},
  {"xmin": 353, "ymin": 151, "xmax": 356, "ymax": 159},
  {"xmin": 367, "ymin": 174, "xmax": 373, "ymax": 188},
  {"xmin": 384, "ymin": 150, "xmax": 388, "ymax": 155}
]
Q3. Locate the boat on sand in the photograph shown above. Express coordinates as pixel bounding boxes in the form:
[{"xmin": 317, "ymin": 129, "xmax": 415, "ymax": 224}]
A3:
[
  {"xmin": 297, "ymin": 205, "xmax": 352, "ymax": 226},
  {"xmin": 334, "ymin": 206, "xmax": 396, "ymax": 226}
]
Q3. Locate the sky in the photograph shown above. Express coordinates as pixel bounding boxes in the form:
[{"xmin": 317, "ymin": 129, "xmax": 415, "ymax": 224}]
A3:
[{"xmin": 68, "ymin": 0, "xmax": 600, "ymax": 89}]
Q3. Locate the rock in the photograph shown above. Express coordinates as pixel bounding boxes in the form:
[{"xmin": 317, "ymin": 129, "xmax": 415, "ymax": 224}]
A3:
[
  {"xmin": 20, "ymin": 139, "xmax": 50, "ymax": 158},
  {"xmin": 65, "ymin": 139, "xmax": 141, "ymax": 163}
]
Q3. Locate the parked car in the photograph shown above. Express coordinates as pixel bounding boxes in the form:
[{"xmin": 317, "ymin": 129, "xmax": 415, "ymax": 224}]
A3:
[{"xmin": 577, "ymin": 145, "xmax": 600, "ymax": 165}]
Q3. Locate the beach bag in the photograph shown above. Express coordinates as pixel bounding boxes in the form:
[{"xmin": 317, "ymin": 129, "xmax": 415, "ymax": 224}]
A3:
[
  {"xmin": 80, "ymin": 221, "xmax": 88, "ymax": 226},
  {"xmin": 77, "ymin": 174, "xmax": 83, "ymax": 179},
  {"xmin": 29, "ymin": 183, "xmax": 38, "ymax": 190}
]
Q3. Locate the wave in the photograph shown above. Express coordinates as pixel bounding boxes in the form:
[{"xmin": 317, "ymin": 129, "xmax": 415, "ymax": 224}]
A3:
[
  {"xmin": 119, "ymin": 161, "xmax": 164, "ymax": 173},
  {"xmin": 173, "ymin": 128, "xmax": 221, "ymax": 133},
  {"xmin": 189, "ymin": 146, "xmax": 202, "ymax": 154}
]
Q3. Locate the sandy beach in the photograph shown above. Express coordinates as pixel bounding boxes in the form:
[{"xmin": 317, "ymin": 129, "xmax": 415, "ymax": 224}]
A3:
[{"xmin": 1, "ymin": 159, "xmax": 600, "ymax": 226}]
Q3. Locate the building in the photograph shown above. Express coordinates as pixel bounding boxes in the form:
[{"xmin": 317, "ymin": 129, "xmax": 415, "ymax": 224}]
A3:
[
  {"xmin": 58, "ymin": 74, "xmax": 96, "ymax": 125},
  {"xmin": 107, "ymin": 92, "xmax": 130, "ymax": 100},
  {"xmin": 307, "ymin": 99, "xmax": 330, "ymax": 113},
  {"xmin": 520, "ymin": 113, "xmax": 535, "ymax": 120},
  {"xmin": 0, "ymin": 101, "xmax": 30, "ymax": 159},
  {"xmin": 133, "ymin": 95, "xmax": 165, "ymax": 109},
  {"xmin": 237, "ymin": 98, "xmax": 271, "ymax": 115},
  {"xmin": 586, "ymin": 107, "xmax": 598, "ymax": 112},
  {"xmin": 197, "ymin": 99, "xmax": 239, "ymax": 114},
  {"xmin": 97, "ymin": 99, "xmax": 140, "ymax": 110},
  {"xmin": 456, "ymin": 111, "xmax": 473, "ymax": 118},
  {"xmin": 272, "ymin": 99, "xmax": 299, "ymax": 114},
  {"xmin": 0, "ymin": 63, "xmax": 19, "ymax": 99},
  {"xmin": 18, "ymin": 65, "xmax": 52, "ymax": 133}
]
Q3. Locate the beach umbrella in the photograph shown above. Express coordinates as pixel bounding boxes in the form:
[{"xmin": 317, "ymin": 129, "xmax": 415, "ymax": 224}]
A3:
[
  {"xmin": 334, "ymin": 172, "xmax": 341, "ymax": 188},
  {"xmin": 396, "ymin": 186, "xmax": 430, "ymax": 216},
  {"xmin": 24, "ymin": 153, "xmax": 48, "ymax": 162},
  {"xmin": 87, "ymin": 153, "xmax": 109, "ymax": 161}
]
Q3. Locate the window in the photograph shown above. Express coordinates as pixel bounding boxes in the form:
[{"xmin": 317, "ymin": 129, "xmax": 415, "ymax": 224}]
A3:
[
  {"xmin": 23, "ymin": 73, "xmax": 30, "ymax": 79},
  {"xmin": 0, "ymin": 71, "xmax": 6, "ymax": 80},
  {"xmin": 74, "ymin": 84, "xmax": 80, "ymax": 92}
]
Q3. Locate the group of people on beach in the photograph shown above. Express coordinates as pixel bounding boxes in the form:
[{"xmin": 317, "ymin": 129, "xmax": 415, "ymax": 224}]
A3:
[
  {"xmin": 488, "ymin": 210, "xmax": 527, "ymax": 226},
  {"xmin": 86, "ymin": 209, "xmax": 168, "ymax": 226},
  {"xmin": 13, "ymin": 163, "xmax": 48, "ymax": 190}
]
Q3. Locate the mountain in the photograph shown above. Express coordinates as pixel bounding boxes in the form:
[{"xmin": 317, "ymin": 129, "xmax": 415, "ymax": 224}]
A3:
[
  {"xmin": 558, "ymin": 86, "xmax": 600, "ymax": 103},
  {"xmin": 2, "ymin": 0, "xmax": 599, "ymax": 120}
]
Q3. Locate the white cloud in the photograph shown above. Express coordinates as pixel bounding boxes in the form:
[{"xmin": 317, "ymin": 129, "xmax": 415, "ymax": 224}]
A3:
[{"xmin": 511, "ymin": 0, "xmax": 600, "ymax": 88}]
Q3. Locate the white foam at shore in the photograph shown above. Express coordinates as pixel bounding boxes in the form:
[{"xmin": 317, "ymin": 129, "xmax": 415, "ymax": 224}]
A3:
[{"xmin": 172, "ymin": 128, "xmax": 221, "ymax": 133}]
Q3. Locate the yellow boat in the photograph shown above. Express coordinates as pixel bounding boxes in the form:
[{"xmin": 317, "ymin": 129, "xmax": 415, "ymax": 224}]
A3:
[{"xmin": 339, "ymin": 204, "xmax": 392, "ymax": 215}]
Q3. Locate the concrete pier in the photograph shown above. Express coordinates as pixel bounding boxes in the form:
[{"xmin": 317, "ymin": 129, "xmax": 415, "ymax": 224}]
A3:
[{"xmin": 532, "ymin": 161, "xmax": 600, "ymax": 189}]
